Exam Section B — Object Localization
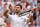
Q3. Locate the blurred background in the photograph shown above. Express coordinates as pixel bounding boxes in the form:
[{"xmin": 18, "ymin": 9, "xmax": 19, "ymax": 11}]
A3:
[{"xmin": 0, "ymin": 0, "xmax": 40, "ymax": 27}]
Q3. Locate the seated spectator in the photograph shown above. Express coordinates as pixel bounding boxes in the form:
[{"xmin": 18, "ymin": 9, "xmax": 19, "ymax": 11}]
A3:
[{"xmin": 33, "ymin": 8, "xmax": 39, "ymax": 24}]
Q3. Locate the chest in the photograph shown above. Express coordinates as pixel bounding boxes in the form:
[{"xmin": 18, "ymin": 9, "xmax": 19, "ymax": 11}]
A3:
[{"xmin": 11, "ymin": 16, "xmax": 24, "ymax": 23}]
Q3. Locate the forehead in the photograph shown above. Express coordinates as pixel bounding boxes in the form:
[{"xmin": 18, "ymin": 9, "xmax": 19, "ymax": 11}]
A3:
[{"xmin": 16, "ymin": 6, "xmax": 20, "ymax": 8}]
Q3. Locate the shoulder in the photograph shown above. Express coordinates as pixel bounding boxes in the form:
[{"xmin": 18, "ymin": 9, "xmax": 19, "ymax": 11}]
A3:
[
  {"xmin": 8, "ymin": 14, "xmax": 15, "ymax": 17},
  {"xmin": 21, "ymin": 16, "xmax": 28, "ymax": 19}
]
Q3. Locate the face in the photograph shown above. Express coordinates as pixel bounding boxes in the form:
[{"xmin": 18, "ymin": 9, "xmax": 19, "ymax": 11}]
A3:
[
  {"xmin": 37, "ymin": 3, "xmax": 40, "ymax": 8},
  {"xmin": 15, "ymin": 6, "xmax": 21, "ymax": 13}
]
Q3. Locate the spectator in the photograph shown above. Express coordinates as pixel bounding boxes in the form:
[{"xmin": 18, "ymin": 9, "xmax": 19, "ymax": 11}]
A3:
[
  {"xmin": 27, "ymin": 2, "xmax": 36, "ymax": 10},
  {"xmin": 0, "ymin": 0, "xmax": 4, "ymax": 13},
  {"xmin": 33, "ymin": 1, "xmax": 40, "ymax": 26},
  {"xmin": 21, "ymin": 0, "xmax": 29, "ymax": 12},
  {"xmin": 26, "ymin": 1, "xmax": 29, "ymax": 7},
  {"xmin": 33, "ymin": 8, "xmax": 39, "ymax": 25},
  {"xmin": 32, "ymin": 0, "xmax": 37, "ymax": 6}
]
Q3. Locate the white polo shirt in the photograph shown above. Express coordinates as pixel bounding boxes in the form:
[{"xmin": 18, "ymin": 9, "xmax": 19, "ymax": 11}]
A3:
[{"xmin": 8, "ymin": 14, "xmax": 28, "ymax": 27}]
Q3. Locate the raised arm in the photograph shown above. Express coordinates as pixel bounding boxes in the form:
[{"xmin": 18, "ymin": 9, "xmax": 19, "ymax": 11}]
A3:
[{"xmin": 3, "ymin": 10, "xmax": 9, "ymax": 18}]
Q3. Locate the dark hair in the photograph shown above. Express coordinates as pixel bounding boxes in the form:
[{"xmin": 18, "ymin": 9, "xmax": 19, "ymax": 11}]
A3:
[
  {"xmin": 37, "ymin": 1, "xmax": 40, "ymax": 3},
  {"xmin": 16, "ymin": 4, "xmax": 22, "ymax": 9}
]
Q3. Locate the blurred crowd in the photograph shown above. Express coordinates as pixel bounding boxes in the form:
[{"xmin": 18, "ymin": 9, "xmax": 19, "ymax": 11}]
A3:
[{"xmin": 0, "ymin": 0, "xmax": 40, "ymax": 27}]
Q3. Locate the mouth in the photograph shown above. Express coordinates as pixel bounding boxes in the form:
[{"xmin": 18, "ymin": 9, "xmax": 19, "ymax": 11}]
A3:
[
  {"xmin": 15, "ymin": 9, "xmax": 18, "ymax": 11},
  {"xmin": 15, "ymin": 11, "xmax": 19, "ymax": 13},
  {"xmin": 15, "ymin": 10, "xmax": 19, "ymax": 13}
]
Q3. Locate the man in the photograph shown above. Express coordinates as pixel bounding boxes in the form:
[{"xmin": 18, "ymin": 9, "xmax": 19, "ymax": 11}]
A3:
[{"xmin": 3, "ymin": 4, "xmax": 31, "ymax": 27}]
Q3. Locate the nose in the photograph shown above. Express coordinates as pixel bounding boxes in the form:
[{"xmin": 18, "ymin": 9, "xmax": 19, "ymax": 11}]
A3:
[
  {"xmin": 16, "ymin": 9, "xmax": 18, "ymax": 10},
  {"xmin": 16, "ymin": 9, "xmax": 18, "ymax": 11},
  {"xmin": 16, "ymin": 9, "xmax": 17, "ymax": 10}
]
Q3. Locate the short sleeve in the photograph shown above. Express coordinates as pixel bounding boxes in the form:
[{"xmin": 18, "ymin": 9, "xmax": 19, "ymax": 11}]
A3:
[{"xmin": 24, "ymin": 16, "xmax": 29, "ymax": 22}]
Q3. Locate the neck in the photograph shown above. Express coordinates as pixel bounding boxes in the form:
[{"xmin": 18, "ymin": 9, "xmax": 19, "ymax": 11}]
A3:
[{"xmin": 16, "ymin": 12, "xmax": 21, "ymax": 15}]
